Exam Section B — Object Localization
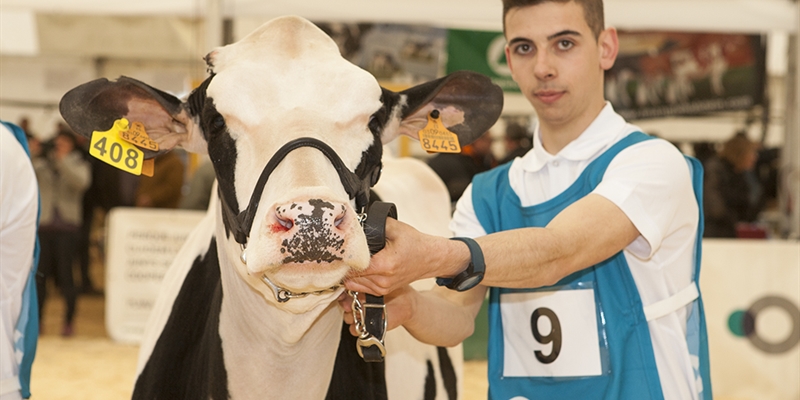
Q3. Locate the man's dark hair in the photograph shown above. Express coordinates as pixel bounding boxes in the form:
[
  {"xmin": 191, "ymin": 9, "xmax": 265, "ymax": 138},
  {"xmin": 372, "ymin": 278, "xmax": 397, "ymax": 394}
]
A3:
[{"xmin": 502, "ymin": 0, "xmax": 605, "ymax": 40}]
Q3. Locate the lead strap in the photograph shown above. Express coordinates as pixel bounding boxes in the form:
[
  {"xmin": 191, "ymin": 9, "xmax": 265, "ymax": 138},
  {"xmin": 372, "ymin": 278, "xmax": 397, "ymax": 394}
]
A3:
[{"xmin": 352, "ymin": 201, "xmax": 397, "ymax": 362}]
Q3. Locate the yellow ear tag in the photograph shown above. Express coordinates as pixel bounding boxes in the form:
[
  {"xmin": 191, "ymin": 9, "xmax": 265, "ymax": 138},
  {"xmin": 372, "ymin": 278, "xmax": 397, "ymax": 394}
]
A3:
[
  {"xmin": 119, "ymin": 121, "xmax": 159, "ymax": 151},
  {"xmin": 418, "ymin": 110, "xmax": 461, "ymax": 154},
  {"xmin": 89, "ymin": 118, "xmax": 145, "ymax": 175}
]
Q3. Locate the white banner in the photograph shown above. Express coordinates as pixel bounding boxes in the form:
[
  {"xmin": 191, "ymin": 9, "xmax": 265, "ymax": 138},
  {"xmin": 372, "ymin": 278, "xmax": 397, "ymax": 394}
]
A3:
[
  {"xmin": 105, "ymin": 207, "xmax": 205, "ymax": 343},
  {"xmin": 701, "ymin": 239, "xmax": 800, "ymax": 400}
]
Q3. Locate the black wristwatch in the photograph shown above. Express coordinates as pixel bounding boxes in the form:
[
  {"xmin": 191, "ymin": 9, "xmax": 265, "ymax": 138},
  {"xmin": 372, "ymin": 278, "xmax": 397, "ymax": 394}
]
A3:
[{"xmin": 436, "ymin": 237, "xmax": 485, "ymax": 291}]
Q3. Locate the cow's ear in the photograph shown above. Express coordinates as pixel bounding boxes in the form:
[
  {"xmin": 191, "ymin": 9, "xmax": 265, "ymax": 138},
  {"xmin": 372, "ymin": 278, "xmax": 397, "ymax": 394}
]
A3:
[
  {"xmin": 381, "ymin": 71, "xmax": 503, "ymax": 145},
  {"xmin": 59, "ymin": 76, "xmax": 207, "ymax": 158}
]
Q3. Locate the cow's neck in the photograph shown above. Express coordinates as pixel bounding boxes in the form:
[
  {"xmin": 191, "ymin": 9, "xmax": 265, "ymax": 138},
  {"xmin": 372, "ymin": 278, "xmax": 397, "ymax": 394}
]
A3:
[{"xmin": 215, "ymin": 212, "xmax": 343, "ymax": 399}]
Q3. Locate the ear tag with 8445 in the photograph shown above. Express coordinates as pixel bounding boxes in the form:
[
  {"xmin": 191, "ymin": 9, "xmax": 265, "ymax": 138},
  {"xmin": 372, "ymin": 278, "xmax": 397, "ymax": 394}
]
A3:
[{"xmin": 418, "ymin": 110, "xmax": 461, "ymax": 154}]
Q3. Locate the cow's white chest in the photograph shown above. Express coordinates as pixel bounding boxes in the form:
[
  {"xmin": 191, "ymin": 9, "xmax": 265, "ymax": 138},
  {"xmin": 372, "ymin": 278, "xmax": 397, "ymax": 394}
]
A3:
[{"xmin": 217, "ymin": 237, "xmax": 344, "ymax": 399}]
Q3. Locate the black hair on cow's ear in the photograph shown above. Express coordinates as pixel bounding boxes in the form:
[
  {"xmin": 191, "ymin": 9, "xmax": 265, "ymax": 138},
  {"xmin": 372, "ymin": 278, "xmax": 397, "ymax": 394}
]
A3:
[{"xmin": 397, "ymin": 70, "xmax": 504, "ymax": 145}]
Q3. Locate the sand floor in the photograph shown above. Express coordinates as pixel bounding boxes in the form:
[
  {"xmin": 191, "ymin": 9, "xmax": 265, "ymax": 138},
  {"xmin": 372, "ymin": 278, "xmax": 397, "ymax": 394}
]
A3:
[{"xmin": 31, "ymin": 276, "xmax": 488, "ymax": 400}]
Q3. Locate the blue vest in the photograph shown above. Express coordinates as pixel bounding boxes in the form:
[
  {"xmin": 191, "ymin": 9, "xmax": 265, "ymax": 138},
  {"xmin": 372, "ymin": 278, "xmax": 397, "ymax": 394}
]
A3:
[
  {"xmin": 471, "ymin": 132, "xmax": 712, "ymax": 400},
  {"xmin": 1, "ymin": 121, "xmax": 40, "ymax": 399}
]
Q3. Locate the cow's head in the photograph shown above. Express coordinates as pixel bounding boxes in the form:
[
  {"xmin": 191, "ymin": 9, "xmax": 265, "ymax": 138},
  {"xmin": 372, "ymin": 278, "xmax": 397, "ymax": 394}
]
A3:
[{"xmin": 59, "ymin": 16, "xmax": 502, "ymax": 311}]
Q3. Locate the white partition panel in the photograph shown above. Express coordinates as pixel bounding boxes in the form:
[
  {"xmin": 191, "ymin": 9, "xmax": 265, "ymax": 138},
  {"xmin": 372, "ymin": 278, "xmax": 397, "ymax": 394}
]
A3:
[
  {"xmin": 701, "ymin": 239, "xmax": 800, "ymax": 400},
  {"xmin": 105, "ymin": 207, "xmax": 205, "ymax": 343}
]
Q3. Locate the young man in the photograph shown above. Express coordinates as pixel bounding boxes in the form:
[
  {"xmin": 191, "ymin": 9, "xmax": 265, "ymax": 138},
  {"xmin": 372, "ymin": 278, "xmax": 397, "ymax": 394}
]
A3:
[{"xmin": 342, "ymin": 1, "xmax": 712, "ymax": 398}]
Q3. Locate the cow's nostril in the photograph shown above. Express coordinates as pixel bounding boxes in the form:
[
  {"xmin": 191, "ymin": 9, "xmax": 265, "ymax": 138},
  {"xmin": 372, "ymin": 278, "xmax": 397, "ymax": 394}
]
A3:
[
  {"xmin": 333, "ymin": 205, "xmax": 347, "ymax": 228},
  {"xmin": 277, "ymin": 216, "xmax": 293, "ymax": 230}
]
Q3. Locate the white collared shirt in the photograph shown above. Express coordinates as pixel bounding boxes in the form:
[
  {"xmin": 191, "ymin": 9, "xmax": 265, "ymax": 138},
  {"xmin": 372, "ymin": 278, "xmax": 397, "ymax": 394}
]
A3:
[{"xmin": 451, "ymin": 102, "xmax": 701, "ymax": 400}]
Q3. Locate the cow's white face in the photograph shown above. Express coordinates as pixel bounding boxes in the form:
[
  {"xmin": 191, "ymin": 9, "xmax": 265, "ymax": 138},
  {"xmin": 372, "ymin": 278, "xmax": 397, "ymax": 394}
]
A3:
[
  {"xmin": 58, "ymin": 15, "xmax": 503, "ymax": 313},
  {"xmin": 200, "ymin": 18, "xmax": 382, "ymax": 303}
]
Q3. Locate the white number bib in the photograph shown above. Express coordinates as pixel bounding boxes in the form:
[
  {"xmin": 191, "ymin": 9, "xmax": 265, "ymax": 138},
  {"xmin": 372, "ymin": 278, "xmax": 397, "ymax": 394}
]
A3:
[{"xmin": 500, "ymin": 288, "xmax": 603, "ymax": 377}]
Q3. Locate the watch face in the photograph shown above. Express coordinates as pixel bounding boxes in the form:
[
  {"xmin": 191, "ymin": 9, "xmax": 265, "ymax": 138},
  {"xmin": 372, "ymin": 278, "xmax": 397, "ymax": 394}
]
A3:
[{"xmin": 455, "ymin": 272, "xmax": 484, "ymax": 291}]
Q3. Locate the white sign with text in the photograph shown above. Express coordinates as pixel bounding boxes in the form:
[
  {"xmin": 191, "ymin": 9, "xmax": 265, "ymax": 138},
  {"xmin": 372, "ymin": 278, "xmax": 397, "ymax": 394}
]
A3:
[{"xmin": 105, "ymin": 207, "xmax": 205, "ymax": 343}]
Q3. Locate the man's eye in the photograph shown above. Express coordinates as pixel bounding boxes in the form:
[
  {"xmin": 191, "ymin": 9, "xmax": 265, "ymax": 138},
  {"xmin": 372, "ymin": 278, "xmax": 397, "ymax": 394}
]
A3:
[
  {"xmin": 557, "ymin": 40, "xmax": 574, "ymax": 50},
  {"xmin": 515, "ymin": 44, "xmax": 532, "ymax": 54}
]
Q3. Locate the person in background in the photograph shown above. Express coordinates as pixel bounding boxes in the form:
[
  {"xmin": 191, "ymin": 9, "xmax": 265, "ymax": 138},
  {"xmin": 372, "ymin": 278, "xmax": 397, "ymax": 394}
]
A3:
[
  {"xmin": 342, "ymin": 0, "xmax": 712, "ymax": 399},
  {"xmin": 703, "ymin": 132, "xmax": 762, "ymax": 238},
  {"xmin": 135, "ymin": 152, "xmax": 185, "ymax": 209},
  {"xmin": 427, "ymin": 131, "xmax": 497, "ymax": 204},
  {"xmin": 1, "ymin": 121, "xmax": 39, "ymax": 400},
  {"xmin": 498, "ymin": 121, "xmax": 533, "ymax": 164},
  {"xmin": 34, "ymin": 125, "xmax": 91, "ymax": 337},
  {"xmin": 75, "ymin": 157, "xmax": 123, "ymax": 296},
  {"xmin": 16, "ymin": 118, "xmax": 35, "ymax": 139}
]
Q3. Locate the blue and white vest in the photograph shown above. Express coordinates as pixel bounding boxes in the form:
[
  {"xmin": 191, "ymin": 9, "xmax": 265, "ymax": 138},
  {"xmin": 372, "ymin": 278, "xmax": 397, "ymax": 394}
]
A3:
[{"xmin": 471, "ymin": 132, "xmax": 712, "ymax": 400}]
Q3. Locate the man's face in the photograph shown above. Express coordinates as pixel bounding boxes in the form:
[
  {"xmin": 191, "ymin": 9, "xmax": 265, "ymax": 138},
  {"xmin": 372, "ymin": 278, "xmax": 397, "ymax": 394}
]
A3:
[{"xmin": 504, "ymin": 1, "xmax": 616, "ymax": 130}]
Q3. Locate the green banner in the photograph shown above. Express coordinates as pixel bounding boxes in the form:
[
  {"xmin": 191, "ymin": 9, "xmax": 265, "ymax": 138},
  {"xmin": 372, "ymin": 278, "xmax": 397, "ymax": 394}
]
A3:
[{"xmin": 446, "ymin": 29, "xmax": 519, "ymax": 93}]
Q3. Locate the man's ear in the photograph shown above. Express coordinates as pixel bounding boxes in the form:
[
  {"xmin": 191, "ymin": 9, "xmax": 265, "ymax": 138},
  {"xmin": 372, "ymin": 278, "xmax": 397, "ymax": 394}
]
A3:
[{"xmin": 599, "ymin": 27, "xmax": 619, "ymax": 71}]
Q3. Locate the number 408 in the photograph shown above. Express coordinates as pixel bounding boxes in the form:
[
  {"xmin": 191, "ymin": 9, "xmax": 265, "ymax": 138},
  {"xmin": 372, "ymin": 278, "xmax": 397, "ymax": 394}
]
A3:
[{"xmin": 93, "ymin": 136, "xmax": 140, "ymax": 169}]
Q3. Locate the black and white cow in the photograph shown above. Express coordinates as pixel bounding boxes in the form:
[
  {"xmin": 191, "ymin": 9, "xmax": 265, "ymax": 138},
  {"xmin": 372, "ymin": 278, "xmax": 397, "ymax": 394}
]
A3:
[{"xmin": 59, "ymin": 16, "xmax": 502, "ymax": 400}]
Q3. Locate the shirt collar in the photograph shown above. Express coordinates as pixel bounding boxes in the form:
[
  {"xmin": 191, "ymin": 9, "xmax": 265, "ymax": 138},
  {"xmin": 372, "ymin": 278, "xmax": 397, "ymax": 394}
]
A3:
[{"xmin": 520, "ymin": 102, "xmax": 626, "ymax": 172}]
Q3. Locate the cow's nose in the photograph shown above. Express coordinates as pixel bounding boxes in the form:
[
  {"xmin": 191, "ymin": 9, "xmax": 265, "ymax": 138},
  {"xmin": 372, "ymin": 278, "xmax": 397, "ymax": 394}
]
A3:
[{"xmin": 272, "ymin": 199, "xmax": 349, "ymax": 234}]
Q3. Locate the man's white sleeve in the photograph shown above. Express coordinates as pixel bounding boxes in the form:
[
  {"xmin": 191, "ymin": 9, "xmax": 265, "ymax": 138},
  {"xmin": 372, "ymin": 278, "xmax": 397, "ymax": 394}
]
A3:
[{"xmin": 449, "ymin": 184, "xmax": 488, "ymax": 238}]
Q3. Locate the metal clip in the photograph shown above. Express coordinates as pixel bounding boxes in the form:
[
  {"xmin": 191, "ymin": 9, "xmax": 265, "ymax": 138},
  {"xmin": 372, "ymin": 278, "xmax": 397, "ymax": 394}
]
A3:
[
  {"xmin": 349, "ymin": 290, "xmax": 387, "ymax": 359},
  {"xmin": 356, "ymin": 336, "xmax": 387, "ymax": 359},
  {"xmin": 239, "ymin": 243, "xmax": 247, "ymax": 265}
]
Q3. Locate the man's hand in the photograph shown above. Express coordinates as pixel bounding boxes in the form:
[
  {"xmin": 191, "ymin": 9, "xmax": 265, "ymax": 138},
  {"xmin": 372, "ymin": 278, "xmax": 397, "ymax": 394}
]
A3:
[
  {"xmin": 344, "ymin": 218, "xmax": 469, "ymax": 296},
  {"xmin": 338, "ymin": 286, "xmax": 416, "ymax": 337}
]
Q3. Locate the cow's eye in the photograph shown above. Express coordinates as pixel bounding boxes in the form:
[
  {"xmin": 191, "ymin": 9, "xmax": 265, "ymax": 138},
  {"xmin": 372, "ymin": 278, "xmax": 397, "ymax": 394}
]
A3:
[
  {"xmin": 212, "ymin": 115, "xmax": 226, "ymax": 130},
  {"xmin": 368, "ymin": 115, "xmax": 380, "ymax": 133}
]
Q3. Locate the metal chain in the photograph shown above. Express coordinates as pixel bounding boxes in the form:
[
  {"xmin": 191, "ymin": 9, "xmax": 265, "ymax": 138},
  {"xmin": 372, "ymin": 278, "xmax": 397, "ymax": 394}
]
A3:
[
  {"xmin": 349, "ymin": 289, "xmax": 387, "ymax": 359},
  {"xmin": 260, "ymin": 274, "xmax": 340, "ymax": 303},
  {"xmin": 349, "ymin": 290, "xmax": 370, "ymax": 339}
]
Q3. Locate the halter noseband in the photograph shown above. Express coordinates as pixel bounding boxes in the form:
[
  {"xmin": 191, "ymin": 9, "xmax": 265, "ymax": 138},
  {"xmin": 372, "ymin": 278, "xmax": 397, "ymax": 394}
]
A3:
[{"xmin": 219, "ymin": 137, "xmax": 379, "ymax": 246}]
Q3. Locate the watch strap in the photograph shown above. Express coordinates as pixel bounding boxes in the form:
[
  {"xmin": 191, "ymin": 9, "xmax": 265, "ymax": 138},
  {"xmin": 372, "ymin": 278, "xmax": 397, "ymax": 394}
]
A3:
[{"xmin": 436, "ymin": 237, "xmax": 485, "ymax": 290}]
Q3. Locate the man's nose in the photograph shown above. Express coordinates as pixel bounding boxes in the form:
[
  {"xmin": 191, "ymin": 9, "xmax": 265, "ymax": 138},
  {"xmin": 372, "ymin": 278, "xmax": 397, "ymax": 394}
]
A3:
[{"xmin": 533, "ymin": 51, "xmax": 557, "ymax": 80}]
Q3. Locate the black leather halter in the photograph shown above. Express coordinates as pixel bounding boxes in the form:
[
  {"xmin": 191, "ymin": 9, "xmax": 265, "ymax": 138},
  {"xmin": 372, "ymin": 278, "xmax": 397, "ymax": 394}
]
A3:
[
  {"xmin": 219, "ymin": 137, "xmax": 379, "ymax": 245},
  {"xmin": 218, "ymin": 136, "xmax": 388, "ymax": 362}
]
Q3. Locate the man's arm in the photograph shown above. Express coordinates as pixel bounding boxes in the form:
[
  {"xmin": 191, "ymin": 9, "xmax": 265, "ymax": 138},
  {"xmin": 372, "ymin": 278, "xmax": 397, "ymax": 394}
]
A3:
[
  {"xmin": 344, "ymin": 193, "xmax": 639, "ymax": 294},
  {"xmin": 477, "ymin": 193, "xmax": 639, "ymax": 287}
]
